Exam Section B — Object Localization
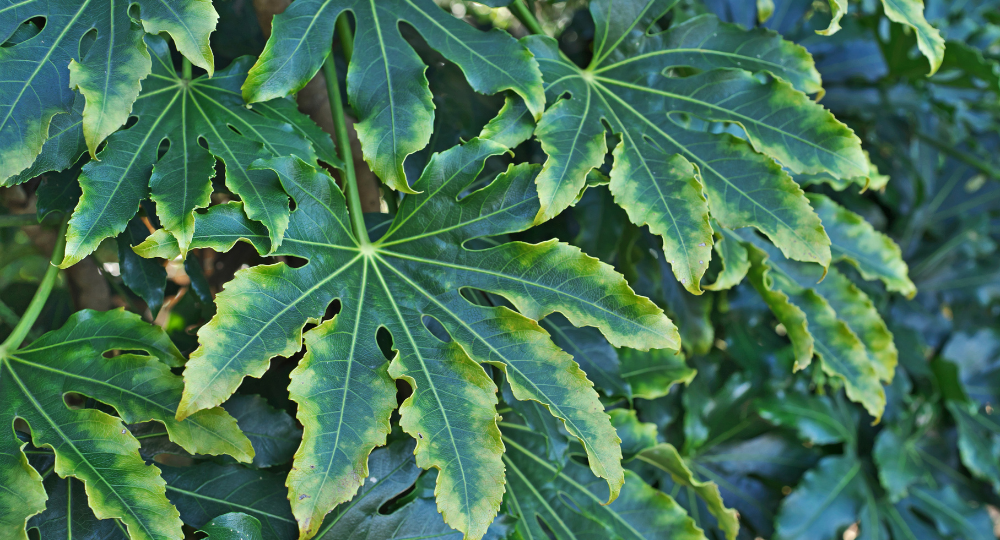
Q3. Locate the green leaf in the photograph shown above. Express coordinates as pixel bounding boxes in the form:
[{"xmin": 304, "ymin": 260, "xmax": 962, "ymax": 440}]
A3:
[
  {"xmin": 502, "ymin": 422, "xmax": 707, "ymax": 540},
  {"xmin": 758, "ymin": 391, "xmax": 856, "ymax": 446},
  {"xmin": 816, "ymin": 0, "xmax": 848, "ymax": 36},
  {"xmin": 809, "ymin": 194, "xmax": 916, "ymax": 298},
  {"xmin": 610, "ymin": 409, "xmax": 658, "ymax": 460},
  {"xmin": 314, "ymin": 440, "xmax": 511, "ymax": 539},
  {"xmin": 161, "ymin": 462, "xmax": 296, "ymax": 540},
  {"xmin": 118, "ymin": 216, "xmax": 167, "ymax": 316},
  {"xmin": 542, "ymin": 313, "xmax": 631, "ymax": 398},
  {"xmin": 198, "ymin": 513, "xmax": 263, "ymax": 540},
  {"xmin": 1, "ymin": 309, "xmax": 252, "ymax": 540},
  {"xmin": 872, "ymin": 422, "xmax": 932, "ymax": 501},
  {"xmin": 740, "ymin": 231, "xmax": 893, "ymax": 420},
  {"xmin": 773, "ymin": 455, "xmax": 864, "ymax": 540},
  {"xmin": 881, "ymin": 0, "xmax": 946, "ymax": 75},
  {"xmin": 222, "ymin": 394, "xmax": 301, "ymax": 469},
  {"xmin": 1, "ymin": 432, "xmax": 47, "ymax": 540},
  {"xmin": 242, "ymin": 0, "xmax": 544, "ymax": 193},
  {"xmin": 948, "ymin": 401, "xmax": 1000, "ymax": 493},
  {"xmin": 703, "ymin": 225, "xmax": 750, "ymax": 291},
  {"xmin": 526, "ymin": 2, "xmax": 860, "ymax": 292},
  {"xmin": 0, "ymin": 0, "xmax": 218, "ymax": 183},
  {"xmin": 27, "ymin": 476, "xmax": 129, "ymax": 539},
  {"xmin": 162, "ymin": 138, "xmax": 675, "ymax": 538},
  {"xmin": 889, "ymin": 486, "xmax": 995, "ymax": 540},
  {"xmin": 619, "ymin": 348, "xmax": 696, "ymax": 401},
  {"xmin": 133, "ymin": 202, "xmax": 272, "ymax": 261},
  {"xmin": 61, "ymin": 35, "xmax": 336, "ymax": 268},
  {"xmin": 634, "ymin": 444, "xmax": 740, "ymax": 540}
]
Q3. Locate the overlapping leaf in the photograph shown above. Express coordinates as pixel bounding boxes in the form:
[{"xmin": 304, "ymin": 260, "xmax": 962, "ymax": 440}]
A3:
[
  {"xmin": 1, "ymin": 309, "xmax": 252, "ymax": 540},
  {"xmin": 737, "ymin": 228, "xmax": 896, "ymax": 419},
  {"xmin": 26, "ymin": 476, "xmax": 129, "ymax": 539},
  {"xmin": 315, "ymin": 440, "xmax": 511, "ymax": 539},
  {"xmin": 60, "ymin": 35, "xmax": 339, "ymax": 268},
  {"xmin": 501, "ymin": 418, "xmax": 706, "ymax": 540},
  {"xmin": 526, "ymin": 0, "xmax": 869, "ymax": 293},
  {"xmin": 0, "ymin": 0, "xmax": 218, "ymax": 183},
  {"xmin": 139, "ymin": 137, "xmax": 676, "ymax": 539},
  {"xmin": 242, "ymin": 0, "xmax": 545, "ymax": 192},
  {"xmin": 161, "ymin": 462, "xmax": 297, "ymax": 540}
]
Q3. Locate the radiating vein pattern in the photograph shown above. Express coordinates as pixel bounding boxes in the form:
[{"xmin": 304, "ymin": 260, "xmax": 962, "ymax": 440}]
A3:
[
  {"xmin": 525, "ymin": 0, "xmax": 870, "ymax": 293},
  {"xmin": 156, "ymin": 136, "xmax": 677, "ymax": 540}
]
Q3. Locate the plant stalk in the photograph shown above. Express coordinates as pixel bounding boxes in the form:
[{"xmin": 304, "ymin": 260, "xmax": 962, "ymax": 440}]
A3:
[
  {"xmin": 510, "ymin": 0, "xmax": 546, "ymax": 36},
  {"xmin": 182, "ymin": 57, "xmax": 192, "ymax": 80},
  {"xmin": 0, "ymin": 218, "xmax": 68, "ymax": 354},
  {"xmin": 324, "ymin": 20, "xmax": 369, "ymax": 245},
  {"xmin": 336, "ymin": 13, "xmax": 354, "ymax": 62},
  {"xmin": 916, "ymin": 132, "xmax": 1000, "ymax": 179}
]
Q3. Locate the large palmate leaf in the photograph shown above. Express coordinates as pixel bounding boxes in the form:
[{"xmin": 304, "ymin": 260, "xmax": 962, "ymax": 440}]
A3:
[
  {"xmin": 0, "ymin": 0, "xmax": 218, "ymax": 183},
  {"xmin": 141, "ymin": 136, "xmax": 676, "ymax": 539},
  {"xmin": 242, "ymin": 0, "xmax": 545, "ymax": 192},
  {"xmin": 525, "ymin": 0, "xmax": 869, "ymax": 293},
  {"xmin": 59, "ymin": 35, "xmax": 339, "ymax": 267},
  {"xmin": 1, "ymin": 309, "xmax": 252, "ymax": 540}
]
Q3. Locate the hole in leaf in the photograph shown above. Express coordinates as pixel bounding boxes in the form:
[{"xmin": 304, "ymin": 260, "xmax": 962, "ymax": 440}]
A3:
[
  {"xmin": 421, "ymin": 314, "xmax": 451, "ymax": 343},
  {"xmin": 1, "ymin": 18, "xmax": 44, "ymax": 48},
  {"xmin": 78, "ymin": 27, "xmax": 98, "ymax": 59},
  {"xmin": 227, "ymin": 124, "xmax": 243, "ymax": 137},
  {"xmin": 376, "ymin": 326, "xmax": 396, "ymax": 361},
  {"xmin": 376, "ymin": 480, "xmax": 416, "ymax": 515},
  {"xmin": 156, "ymin": 137, "xmax": 170, "ymax": 160},
  {"xmin": 63, "ymin": 392, "xmax": 86, "ymax": 409},
  {"xmin": 323, "ymin": 298, "xmax": 342, "ymax": 322},
  {"xmin": 197, "ymin": 136, "xmax": 209, "ymax": 150},
  {"xmin": 283, "ymin": 255, "xmax": 308, "ymax": 268}
]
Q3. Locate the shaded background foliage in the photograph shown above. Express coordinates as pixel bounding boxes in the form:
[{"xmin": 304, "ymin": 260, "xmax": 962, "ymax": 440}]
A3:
[{"xmin": 1, "ymin": 0, "xmax": 999, "ymax": 539}]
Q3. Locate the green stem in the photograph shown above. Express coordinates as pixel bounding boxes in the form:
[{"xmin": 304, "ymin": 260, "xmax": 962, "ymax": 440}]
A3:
[
  {"xmin": 916, "ymin": 132, "xmax": 1000, "ymax": 179},
  {"xmin": 0, "ymin": 214, "xmax": 39, "ymax": 228},
  {"xmin": 336, "ymin": 13, "xmax": 354, "ymax": 62},
  {"xmin": 324, "ymin": 20, "xmax": 369, "ymax": 245},
  {"xmin": 0, "ymin": 218, "xmax": 68, "ymax": 354},
  {"xmin": 510, "ymin": 0, "xmax": 546, "ymax": 36},
  {"xmin": 182, "ymin": 57, "xmax": 192, "ymax": 80}
]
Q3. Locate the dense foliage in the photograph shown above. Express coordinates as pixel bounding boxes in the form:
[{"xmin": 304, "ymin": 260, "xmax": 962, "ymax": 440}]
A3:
[{"xmin": 1, "ymin": 0, "xmax": 997, "ymax": 539}]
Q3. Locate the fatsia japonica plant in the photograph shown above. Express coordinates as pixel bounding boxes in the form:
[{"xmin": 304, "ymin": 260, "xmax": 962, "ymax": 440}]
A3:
[{"xmin": 3, "ymin": 0, "xmax": 993, "ymax": 539}]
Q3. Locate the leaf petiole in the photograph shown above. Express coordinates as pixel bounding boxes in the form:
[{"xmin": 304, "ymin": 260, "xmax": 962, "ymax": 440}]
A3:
[
  {"xmin": 510, "ymin": 0, "xmax": 546, "ymax": 36},
  {"xmin": 0, "ymin": 217, "xmax": 68, "ymax": 354},
  {"xmin": 182, "ymin": 56, "xmax": 192, "ymax": 80},
  {"xmin": 324, "ymin": 15, "xmax": 370, "ymax": 245}
]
